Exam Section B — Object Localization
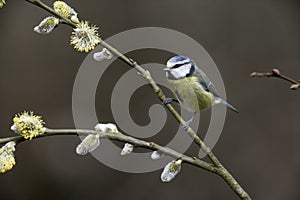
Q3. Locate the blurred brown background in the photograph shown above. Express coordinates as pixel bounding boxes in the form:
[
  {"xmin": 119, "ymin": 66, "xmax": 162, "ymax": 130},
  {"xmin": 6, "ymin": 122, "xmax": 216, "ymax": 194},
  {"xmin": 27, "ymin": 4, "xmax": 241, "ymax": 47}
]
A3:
[{"xmin": 0, "ymin": 0, "xmax": 299, "ymax": 199}]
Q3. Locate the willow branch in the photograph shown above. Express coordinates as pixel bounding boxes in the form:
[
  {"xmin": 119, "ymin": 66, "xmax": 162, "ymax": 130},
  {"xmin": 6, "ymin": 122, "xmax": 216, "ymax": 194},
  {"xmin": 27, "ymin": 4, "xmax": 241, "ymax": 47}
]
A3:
[
  {"xmin": 251, "ymin": 68, "xmax": 300, "ymax": 90},
  {"xmin": 101, "ymin": 36, "xmax": 252, "ymax": 200},
  {"xmin": 26, "ymin": 0, "xmax": 221, "ymax": 170},
  {"xmin": 0, "ymin": 128, "xmax": 216, "ymax": 173},
  {"xmin": 25, "ymin": 0, "xmax": 76, "ymax": 28},
  {"xmin": 21, "ymin": 1, "xmax": 252, "ymax": 199}
]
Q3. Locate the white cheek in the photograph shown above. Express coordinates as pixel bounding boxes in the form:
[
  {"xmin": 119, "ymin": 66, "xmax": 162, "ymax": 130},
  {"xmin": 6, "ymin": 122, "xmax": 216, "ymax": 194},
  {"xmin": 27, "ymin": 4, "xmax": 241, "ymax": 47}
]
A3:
[
  {"xmin": 171, "ymin": 64, "xmax": 191, "ymax": 79},
  {"xmin": 171, "ymin": 68, "xmax": 183, "ymax": 78}
]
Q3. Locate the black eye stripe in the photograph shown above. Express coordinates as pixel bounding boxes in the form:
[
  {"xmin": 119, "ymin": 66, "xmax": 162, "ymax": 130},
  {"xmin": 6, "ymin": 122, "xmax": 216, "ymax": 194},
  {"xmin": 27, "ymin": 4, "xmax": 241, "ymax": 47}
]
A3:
[
  {"xmin": 171, "ymin": 61, "xmax": 190, "ymax": 69},
  {"xmin": 186, "ymin": 63, "xmax": 195, "ymax": 77}
]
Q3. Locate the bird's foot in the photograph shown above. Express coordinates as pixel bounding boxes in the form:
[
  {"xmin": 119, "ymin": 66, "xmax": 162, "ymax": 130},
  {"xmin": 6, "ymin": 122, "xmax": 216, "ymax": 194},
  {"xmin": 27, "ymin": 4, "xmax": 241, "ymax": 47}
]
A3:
[
  {"xmin": 162, "ymin": 98, "xmax": 179, "ymax": 105},
  {"xmin": 182, "ymin": 120, "xmax": 192, "ymax": 131},
  {"xmin": 181, "ymin": 112, "xmax": 196, "ymax": 131}
]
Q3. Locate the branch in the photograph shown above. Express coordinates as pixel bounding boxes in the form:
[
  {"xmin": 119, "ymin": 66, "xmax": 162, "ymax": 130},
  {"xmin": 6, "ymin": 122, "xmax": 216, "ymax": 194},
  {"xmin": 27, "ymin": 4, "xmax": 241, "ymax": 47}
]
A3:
[
  {"xmin": 17, "ymin": 1, "xmax": 252, "ymax": 199},
  {"xmin": 26, "ymin": 0, "xmax": 223, "ymax": 175},
  {"xmin": 250, "ymin": 68, "xmax": 300, "ymax": 90},
  {"xmin": 25, "ymin": 0, "xmax": 76, "ymax": 28},
  {"xmin": 101, "ymin": 33, "xmax": 252, "ymax": 200},
  {"xmin": 0, "ymin": 128, "xmax": 216, "ymax": 173}
]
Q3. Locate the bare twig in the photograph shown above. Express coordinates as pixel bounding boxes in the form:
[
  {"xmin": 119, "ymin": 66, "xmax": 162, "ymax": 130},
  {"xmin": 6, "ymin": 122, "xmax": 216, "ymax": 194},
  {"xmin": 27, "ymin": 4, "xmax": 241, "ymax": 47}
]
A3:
[{"xmin": 250, "ymin": 68, "xmax": 300, "ymax": 90}]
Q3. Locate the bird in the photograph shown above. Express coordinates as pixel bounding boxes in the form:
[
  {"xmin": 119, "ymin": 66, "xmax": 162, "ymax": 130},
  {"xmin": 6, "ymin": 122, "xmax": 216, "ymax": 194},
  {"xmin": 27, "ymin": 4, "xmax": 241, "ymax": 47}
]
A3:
[{"xmin": 163, "ymin": 55, "xmax": 238, "ymax": 130}]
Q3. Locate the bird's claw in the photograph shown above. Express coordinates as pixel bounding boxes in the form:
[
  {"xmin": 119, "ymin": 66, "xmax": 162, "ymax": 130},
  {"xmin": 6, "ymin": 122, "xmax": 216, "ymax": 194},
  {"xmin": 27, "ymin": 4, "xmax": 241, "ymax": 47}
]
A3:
[
  {"xmin": 162, "ymin": 98, "xmax": 178, "ymax": 105},
  {"xmin": 181, "ymin": 121, "xmax": 191, "ymax": 131},
  {"xmin": 181, "ymin": 114, "xmax": 195, "ymax": 131},
  {"xmin": 182, "ymin": 124, "xmax": 189, "ymax": 131}
]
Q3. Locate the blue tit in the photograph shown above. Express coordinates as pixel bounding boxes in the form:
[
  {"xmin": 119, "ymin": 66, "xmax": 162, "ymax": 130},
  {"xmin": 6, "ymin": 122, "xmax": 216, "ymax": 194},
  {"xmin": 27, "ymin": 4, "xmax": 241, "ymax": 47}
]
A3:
[{"xmin": 163, "ymin": 55, "xmax": 238, "ymax": 129}]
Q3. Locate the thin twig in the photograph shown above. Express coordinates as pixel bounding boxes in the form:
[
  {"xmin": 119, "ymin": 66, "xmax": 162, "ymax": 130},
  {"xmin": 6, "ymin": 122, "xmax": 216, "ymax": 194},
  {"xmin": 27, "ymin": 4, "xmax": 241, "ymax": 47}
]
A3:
[{"xmin": 250, "ymin": 68, "xmax": 300, "ymax": 90}]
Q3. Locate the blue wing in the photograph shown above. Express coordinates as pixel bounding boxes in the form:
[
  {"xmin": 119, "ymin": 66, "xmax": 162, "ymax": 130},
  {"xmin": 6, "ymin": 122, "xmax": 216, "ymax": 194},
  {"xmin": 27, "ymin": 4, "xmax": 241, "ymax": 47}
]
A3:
[{"xmin": 193, "ymin": 63, "xmax": 239, "ymax": 113}]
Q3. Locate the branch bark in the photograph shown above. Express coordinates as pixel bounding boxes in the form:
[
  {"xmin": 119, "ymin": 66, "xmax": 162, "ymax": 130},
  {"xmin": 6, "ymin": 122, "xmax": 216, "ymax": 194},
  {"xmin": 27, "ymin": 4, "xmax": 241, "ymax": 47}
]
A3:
[
  {"xmin": 0, "ymin": 129, "xmax": 216, "ymax": 172},
  {"xmin": 251, "ymin": 68, "xmax": 300, "ymax": 90}
]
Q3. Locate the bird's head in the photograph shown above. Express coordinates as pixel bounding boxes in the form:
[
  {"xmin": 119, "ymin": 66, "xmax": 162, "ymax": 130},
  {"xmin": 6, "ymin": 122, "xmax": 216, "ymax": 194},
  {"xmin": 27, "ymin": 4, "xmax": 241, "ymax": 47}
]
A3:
[{"xmin": 164, "ymin": 55, "xmax": 195, "ymax": 79}]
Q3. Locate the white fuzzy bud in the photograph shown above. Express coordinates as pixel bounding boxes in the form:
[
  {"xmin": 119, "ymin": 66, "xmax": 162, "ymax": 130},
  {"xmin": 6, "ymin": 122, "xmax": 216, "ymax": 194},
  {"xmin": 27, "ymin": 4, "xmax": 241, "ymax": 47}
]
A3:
[
  {"xmin": 161, "ymin": 159, "xmax": 182, "ymax": 182},
  {"xmin": 34, "ymin": 16, "xmax": 59, "ymax": 34},
  {"xmin": 93, "ymin": 48, "xmax": 113, "ymax": 61},
  {"xmin": 151, "ymin": 151, "xmax": 165, "ymax": 160},
  {"xmin": 95, "ymin": 123, "xmax": 118, "ymax": 133},
  {"xmin": 10, "ymin": 124, "xmax": 17, "ymax": 133},
  {"xmin": 76, "ymin": 134, "xmax": 100, "ymax": 155},
  {"xmin": 121, "ymin": 143, "xmax": 134, "ymax": 156},
  {"xmin": 70, "ymin": 15, "xmax": 80, "ymax": 24},
  {"xmin": 94, "ymin": 123, "xmax": 106, "ymax": 132}
]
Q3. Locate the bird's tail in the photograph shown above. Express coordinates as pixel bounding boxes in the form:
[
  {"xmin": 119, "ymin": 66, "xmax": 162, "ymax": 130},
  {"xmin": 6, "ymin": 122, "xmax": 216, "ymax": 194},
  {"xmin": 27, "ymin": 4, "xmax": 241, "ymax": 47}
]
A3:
[{"xmin": 215, "ymin": 97, "xmax": 239, "ymax": 113}]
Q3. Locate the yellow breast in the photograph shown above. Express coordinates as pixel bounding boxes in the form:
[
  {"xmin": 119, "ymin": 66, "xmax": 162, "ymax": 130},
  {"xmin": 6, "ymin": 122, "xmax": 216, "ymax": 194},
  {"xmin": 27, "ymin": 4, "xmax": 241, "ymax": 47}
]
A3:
[{"xmin": 167, "ymin": 77, "xmax": 214, "ymax": 112}]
